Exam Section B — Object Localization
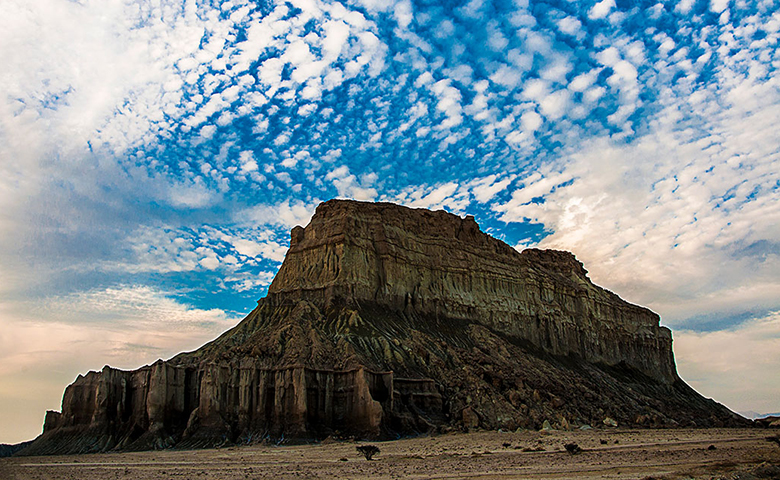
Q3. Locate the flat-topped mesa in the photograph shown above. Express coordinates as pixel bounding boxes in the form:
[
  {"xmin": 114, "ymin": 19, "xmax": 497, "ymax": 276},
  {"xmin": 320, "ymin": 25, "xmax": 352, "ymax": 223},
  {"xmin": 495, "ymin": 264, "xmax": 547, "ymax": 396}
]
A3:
[
  {"xmin": 23, "ymin": 199, "xmax": 743, "ymax": 457},
  {"xmin": 268, "ymin": 199, "xmax": 676, "ymax": 383}
]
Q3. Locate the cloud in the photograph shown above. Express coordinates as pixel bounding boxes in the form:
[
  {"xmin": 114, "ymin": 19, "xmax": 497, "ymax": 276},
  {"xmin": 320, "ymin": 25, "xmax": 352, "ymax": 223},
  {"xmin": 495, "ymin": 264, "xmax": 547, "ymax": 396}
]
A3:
[
  {"xmin": 588, "ymin": 0, "xmax": 615, "ymax": 20},
  {"xmin": 391, "ymin": 182, "xmax": 463, "ymax": 211},
  {"xmin": 325, "ymin": 165, "xmax": 378, "ymax": 201},
  {"xmin": 222, "ymin": 271, "xmax": 276, "ymax": 292},
  {"xmin": 239, "ymin": 151, "xmax": 259, "ymax": 173},
  {"xmin": 107, "ymin": 226, "xmax": 201, "ymax": 274},
  {"xmin": 469, "ymin": 175, "xmax": 517, "ymax": 204},
  {"xmin": 709, "ymin": 0, "xmax": 730, "ymax": 14},
  {"xmin": 674, "ymin": 310, "xmax": 780, "ymax": 414},
  {"xmin": 229, "ymin": 237, "xmax": 287, "ymax": 263},
  {"xmin": 490, "ymin": 5, "xmax": 780, "ymax": 328},
  {"xmin": 538, "ymin": 89, "xmax": 571, "ymax": 120},
  {"xmin": 495, "ymin": 91, "xmax": 780, "ymax": 324},
  {"xmin": 0, "ymin": 0, "xmax": 212, "ymax": 159},
  {"xmin": 557, "ymin": 16, "xmax": 583, "ymax": 37},
  {"xmin": 103, "ymin": 222, "xmax": 292, "ymax": 279},
  {"xmin": 239, "ymin": 199, "xmax": 322, "ymax": 229},
  {"xmin": 197, "ymin": 248, "xmax": 220, "ymax": 270},
  {"xmin": 430, "ymin": 79, "xmax": 464, "ymax": 129},
  {"xmin": 520, "ymin": 110, "xmax": 543, "ymax": 132},
  {"xmin": 167, "ymin": 179, "xmax": 219, "ymax": 209}
]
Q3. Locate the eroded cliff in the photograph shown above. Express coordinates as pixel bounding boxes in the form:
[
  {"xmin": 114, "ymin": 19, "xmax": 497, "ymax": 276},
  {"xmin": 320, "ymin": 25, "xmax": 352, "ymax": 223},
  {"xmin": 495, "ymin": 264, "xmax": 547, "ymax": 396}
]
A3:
[
  {"xmin": 268, "ymin": 200, "xmax": 675, "ymax": 383},
  {"xmin": 19, "ymin": 200, "xmax": 745, "ymax": 456}
]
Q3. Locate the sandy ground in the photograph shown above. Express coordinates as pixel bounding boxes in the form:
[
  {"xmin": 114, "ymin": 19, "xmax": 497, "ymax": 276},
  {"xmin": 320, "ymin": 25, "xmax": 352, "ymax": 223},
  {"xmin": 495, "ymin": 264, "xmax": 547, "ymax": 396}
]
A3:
[{"xmin": 2, "ymin": 428, "xmax": 779, "ymax": 479}]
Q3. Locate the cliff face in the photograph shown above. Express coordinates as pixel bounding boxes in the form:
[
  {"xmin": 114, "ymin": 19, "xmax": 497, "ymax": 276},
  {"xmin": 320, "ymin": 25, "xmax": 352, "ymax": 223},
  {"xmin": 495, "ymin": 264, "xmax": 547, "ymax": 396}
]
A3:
[
  {"xmin": 20, "ymin": 200, "xmax": 745, "ymax": 455},
  {"xmin": 268, "ymin": 200, "xmax": 675, "ymax": 383}
]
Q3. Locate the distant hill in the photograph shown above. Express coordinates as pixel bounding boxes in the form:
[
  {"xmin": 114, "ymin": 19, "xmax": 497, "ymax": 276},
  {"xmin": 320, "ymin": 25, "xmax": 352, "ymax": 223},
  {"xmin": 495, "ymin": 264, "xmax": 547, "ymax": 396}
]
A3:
[
  {"xmin": 740, "ymin": 411, "xmax": 780, "ymax": 419},
  {"xmin": 0, "ymin": 441, "xmax": 33, "ymax": 457}
]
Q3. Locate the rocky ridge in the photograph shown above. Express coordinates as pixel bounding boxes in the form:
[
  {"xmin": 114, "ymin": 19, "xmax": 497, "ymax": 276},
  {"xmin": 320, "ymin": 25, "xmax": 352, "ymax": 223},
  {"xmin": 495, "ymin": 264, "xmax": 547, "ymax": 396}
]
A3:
[{"xmin": 19, "ymin": 200, "xmax": 745, "ymax": 455}]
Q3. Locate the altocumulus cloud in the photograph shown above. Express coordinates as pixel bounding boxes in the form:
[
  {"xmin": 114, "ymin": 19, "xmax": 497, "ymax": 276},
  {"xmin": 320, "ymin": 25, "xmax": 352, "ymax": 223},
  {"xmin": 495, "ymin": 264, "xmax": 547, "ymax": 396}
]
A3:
[{"xmin": 0, "ymin": 0, "xmax": 779, "ymax": 442}]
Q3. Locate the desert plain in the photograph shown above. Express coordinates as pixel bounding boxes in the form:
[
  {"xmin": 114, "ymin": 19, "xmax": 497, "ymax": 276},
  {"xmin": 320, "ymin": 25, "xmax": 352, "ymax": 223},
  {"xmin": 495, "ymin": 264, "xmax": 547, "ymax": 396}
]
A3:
[{"xmin": 2, "ymin": 428, "xmax": 779, "ymax": 480}]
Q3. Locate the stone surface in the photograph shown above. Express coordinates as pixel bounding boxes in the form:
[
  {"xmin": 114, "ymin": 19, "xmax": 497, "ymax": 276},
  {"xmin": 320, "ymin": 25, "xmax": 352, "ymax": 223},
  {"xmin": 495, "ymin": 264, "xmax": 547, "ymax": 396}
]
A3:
[{"xmin": 19, "ymin": 200, "xmax": 747, "ymax": 456}]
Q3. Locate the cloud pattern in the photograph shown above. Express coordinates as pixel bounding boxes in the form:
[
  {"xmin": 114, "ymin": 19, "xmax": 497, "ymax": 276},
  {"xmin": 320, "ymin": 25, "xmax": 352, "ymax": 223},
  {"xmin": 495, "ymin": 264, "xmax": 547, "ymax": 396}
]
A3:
[{"xmin": 1, "ymin": 0, "xmax": 779, "ymax": 441}]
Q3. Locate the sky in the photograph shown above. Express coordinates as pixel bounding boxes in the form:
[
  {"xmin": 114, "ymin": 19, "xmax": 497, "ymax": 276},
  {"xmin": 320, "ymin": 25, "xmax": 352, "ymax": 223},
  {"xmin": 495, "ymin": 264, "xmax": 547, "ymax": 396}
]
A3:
[{"xmin": 0, "ymin": 0, "xmax": 779, "ymax": 443}]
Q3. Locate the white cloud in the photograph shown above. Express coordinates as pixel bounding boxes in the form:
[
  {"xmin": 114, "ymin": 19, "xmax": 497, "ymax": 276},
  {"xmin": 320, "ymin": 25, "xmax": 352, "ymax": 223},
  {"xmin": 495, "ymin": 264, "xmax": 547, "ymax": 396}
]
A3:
[
  {"xmin": 469, "ymin": 175, "xmax": 517, "ymax": 203},
  {"xmin": 394, "ymin": 0, "xmax": 414, "ymax": 29},
  {"xmin": 540, "ymin": 54, "xmax": 573, "ymax": 83},
  {"xmin": 675, "ymin": 0, "xmax": 695, "ymax": 14},
  {"xmin": 611, "ymin": 60, "xmax": 638, "ymax": 84},
  {"xmin": 325, "ymin": 165, "xmax": 378, "ymax": 201},
  {"xmin": 588, "ymin": 0, "xmax": 615, "ymax": 20},
  {"xmin": 0, "ymin": 0, "xmax": 231, "ymax": 159},
  {"xmin": 596, "ymin": 46, "xmax": 622, "ymax": 67},
  {"xmin": 198, "ymin": 248, "xmax": 220, "ymax": 270},
  {"xmin": 223, "ymin": 271, "xmax": 276, "ymax": 292},
  {"xmin": 239, "ymin": 150, "xmax": 259, "ymax": 173},
  {"xmin": 710, "ymin": 0, "xmax": 730, "ymax": 14},
  {"xmin": 0, "ymin": 0, "xmax": 391, "ymax": 190},
  {"xmin": 538, "ymin": 89, "xmax": 571, "ymax": 120},
  {"xmin": 495, "ymin": 91, "xmax": 780, "ymax": 324},
  {"xmin": 230, "ymin": 237, "xmax": 287, "ymax": 263},
  {"xmin": 112, "ymin": 227, "xmax": 201, "ymax": 274},
  {"xmin": 430, "ymin": 79, "xmax": 464, "ymax": 128},
  {"xmin": 521, "ymin": 78, "xmax": 550, "ymax": 101},
  {"xmin": 520, "ymin": 110, "xmax": 543, "ymax": 132},
  {"xmin": 490, "ymin": 64, "xmax": 523, "ymax": 88},
  {"xmin": 557, "ymin": 16, "xmax": 583, "ymax": 37},
  {"xmin": 487, "ymin": 21, "xmax": 509, "ymax": 51},
  {"xmin": 390, "ymin": 182, "xmax": 469, "ymax": 212},
  {"xmin": 414, "ymin": 183, "xmax": 460, "ymax": 208},
  {"xmin": 322, "ymin": 19, "xmax": 350, "ymax": 58},
  {"xmin": 491, "ymin": 8, "xmax": 780, "ymax": 325},
  {"xmin": 167, "ymin": 179, "xmax": 218, "ymax": 209},
  {"xmin": 240, "ymin": 199, "xmax": 322, "ymax": 229}
]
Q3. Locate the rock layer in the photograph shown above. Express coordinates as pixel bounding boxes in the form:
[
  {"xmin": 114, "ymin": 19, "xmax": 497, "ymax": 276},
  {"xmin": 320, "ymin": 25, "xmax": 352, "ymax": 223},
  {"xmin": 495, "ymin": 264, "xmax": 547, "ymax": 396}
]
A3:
[
  {"xmin": 269, "ymin": 200, "xmax": 675, "ymax": 383},
  {"xmin": 20, "ymin": 200, "xmax": 746, "ymax": 455}
]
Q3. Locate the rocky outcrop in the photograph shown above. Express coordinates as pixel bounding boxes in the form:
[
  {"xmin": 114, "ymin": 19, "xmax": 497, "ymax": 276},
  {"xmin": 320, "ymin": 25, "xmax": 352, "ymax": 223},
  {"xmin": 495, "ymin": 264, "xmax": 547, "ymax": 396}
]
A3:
[
  {"xmin": 19, "ymin": 200, "xmax": 746, "ymax": 456},
  {"xmin": 24, "ymin": 361, "xmax": 391, "ymax": 455}
]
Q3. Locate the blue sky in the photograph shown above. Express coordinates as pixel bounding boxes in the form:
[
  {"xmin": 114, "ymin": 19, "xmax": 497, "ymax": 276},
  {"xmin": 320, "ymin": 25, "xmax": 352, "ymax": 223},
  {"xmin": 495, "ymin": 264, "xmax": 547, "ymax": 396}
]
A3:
[{"xmin": 1, "ymin": 0, "xmax": 779, "ymax": 442}]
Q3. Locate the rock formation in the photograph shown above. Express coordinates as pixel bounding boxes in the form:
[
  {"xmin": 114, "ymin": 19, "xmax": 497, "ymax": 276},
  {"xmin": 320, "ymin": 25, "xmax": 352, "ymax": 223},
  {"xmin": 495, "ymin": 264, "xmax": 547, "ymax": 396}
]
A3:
[
  {"xmin": 0, "ymin": 441, "xmax": 32, "ymax": 458},
  {"xmin": 19, "ymin": 200, "xmax": 746, "ymax": 455}
]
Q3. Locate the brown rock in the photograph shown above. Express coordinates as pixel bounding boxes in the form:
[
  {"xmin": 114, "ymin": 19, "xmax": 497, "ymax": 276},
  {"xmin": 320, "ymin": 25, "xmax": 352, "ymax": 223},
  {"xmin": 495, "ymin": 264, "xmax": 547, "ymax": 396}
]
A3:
[{"xmin": 462, "ymin": 407, "xmax": 480, "ymax": 429}]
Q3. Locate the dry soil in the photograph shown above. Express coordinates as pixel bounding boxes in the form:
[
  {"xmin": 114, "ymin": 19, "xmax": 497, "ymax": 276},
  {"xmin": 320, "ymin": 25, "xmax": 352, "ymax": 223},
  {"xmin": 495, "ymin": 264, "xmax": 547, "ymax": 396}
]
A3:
[{"xmin": 2, "ymin": 428, "xmax": 779, "ymax": 479}]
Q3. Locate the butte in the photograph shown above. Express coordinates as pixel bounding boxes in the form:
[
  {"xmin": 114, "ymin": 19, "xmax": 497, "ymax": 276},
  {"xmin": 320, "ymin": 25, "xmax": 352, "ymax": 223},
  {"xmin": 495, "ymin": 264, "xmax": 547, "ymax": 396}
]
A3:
[{"xmin": 19, "ymin": 200, "xmax": 745, "ymax": 455}]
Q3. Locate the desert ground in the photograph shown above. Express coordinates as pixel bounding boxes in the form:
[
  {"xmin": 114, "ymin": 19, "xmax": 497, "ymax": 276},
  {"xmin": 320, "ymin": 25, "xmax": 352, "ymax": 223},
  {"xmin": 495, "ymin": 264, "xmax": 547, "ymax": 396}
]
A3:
[{"xmin": 2, "ymin": 428, "xmax": 779, "ymax": 480}]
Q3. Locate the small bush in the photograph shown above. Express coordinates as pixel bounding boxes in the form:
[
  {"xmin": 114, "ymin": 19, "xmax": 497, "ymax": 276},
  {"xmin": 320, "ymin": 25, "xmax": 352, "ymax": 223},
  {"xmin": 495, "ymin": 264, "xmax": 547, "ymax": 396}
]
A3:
[
  {"xmin": 356, "ymin": 445, "xmax": 380, "ymax": 460},
  {"xmin": 564, "ymin": 443, "xmax": 582, "ymax": 455}
]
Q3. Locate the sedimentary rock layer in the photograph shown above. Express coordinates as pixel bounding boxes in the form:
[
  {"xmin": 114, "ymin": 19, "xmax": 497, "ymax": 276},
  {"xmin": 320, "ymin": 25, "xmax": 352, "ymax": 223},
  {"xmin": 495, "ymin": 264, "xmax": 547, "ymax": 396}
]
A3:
[
  {"xmin": 269, "ymin": 200, "xmax": 675, "ymax": 383},
  {"xmin": 19, "ymin": 200, "xmax": 745, "ymax": 456}
]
